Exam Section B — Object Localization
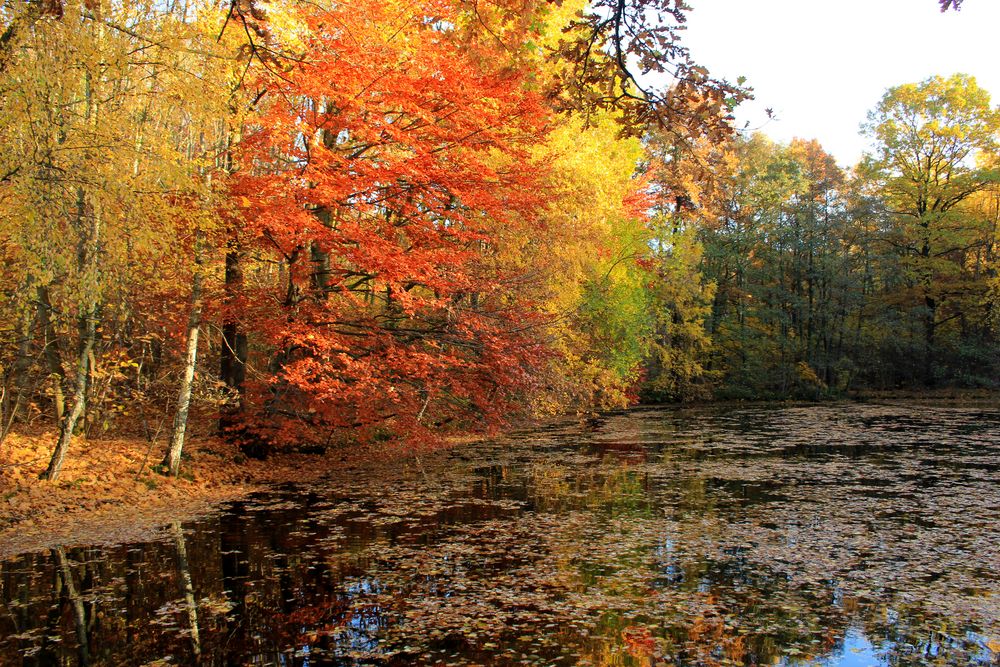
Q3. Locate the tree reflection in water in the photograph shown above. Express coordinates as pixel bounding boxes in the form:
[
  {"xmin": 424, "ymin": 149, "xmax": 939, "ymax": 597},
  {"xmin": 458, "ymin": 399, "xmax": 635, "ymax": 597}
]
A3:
[{"xmin": 1, "ymin": 403, "xmax": 998, "ymax": 665}]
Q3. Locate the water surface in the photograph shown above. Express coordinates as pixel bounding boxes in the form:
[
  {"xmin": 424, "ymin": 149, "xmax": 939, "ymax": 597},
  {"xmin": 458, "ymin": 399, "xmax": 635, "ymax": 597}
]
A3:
[{"xmin": 2, "ymin": 402, "xmax": 999, "ymax": 666}]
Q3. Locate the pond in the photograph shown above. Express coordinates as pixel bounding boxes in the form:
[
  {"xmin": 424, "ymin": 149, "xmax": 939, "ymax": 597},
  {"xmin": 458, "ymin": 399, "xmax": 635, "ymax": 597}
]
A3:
[{"xmin": 2, "ymin": 402, "xmax": 999, "ymax": 666}]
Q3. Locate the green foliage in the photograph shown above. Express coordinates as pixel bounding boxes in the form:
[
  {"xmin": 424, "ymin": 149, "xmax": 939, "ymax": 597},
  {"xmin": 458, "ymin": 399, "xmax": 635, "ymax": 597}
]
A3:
[
  {"xmin": 643, "ymin": 218, "xmax": 716, "ymax": 402},
  {"xmin": 859, "ymin": 74, "xmax": 1000, "ymax": 386},
  {"xmin": 651, "ymin": 81, "xmax": 1000, "ymax": 399},
  {"xmin": 682, "ymin": 135, "xmax": 862, "ymax": 398}
]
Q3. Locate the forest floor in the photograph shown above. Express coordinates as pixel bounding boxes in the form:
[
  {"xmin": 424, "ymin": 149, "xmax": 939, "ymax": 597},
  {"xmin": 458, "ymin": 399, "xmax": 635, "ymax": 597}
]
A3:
[{"xmin": 0, "ymin": 425, "xmax": 472, "ymax": 559}]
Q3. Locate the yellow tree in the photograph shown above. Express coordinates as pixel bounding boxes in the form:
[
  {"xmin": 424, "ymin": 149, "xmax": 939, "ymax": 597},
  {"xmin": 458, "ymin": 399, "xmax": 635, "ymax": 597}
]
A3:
[
  {"xmin": 860, "ymin": 74, "xmax": 1000, "ymax": 385},
  {"xmin": 0, "ymin": 0, "xmax": 234, "ymax": 478},
  {"xmin": 463, "ymin": 0, "xmax": 659, "ymax": 413},
  {"xmin": 507, "ymin": 114, "xmax": 654, "ymax": 412},
  {"xmin": 641, "ymin": 132, "xmax": 732, "ymax": 400},
  {"xmin": 956, "ymin": 177, "xmax": 1000, "ymax": 362}
]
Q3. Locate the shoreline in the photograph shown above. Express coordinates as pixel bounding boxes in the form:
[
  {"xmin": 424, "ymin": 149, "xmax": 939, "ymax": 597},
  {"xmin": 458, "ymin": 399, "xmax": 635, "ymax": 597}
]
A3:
[
  {"xmin": 2, "ymin": 391, "xmax": 996, "ymax": 559},
  {"xmin": 0, "ymin": 430, "xmax": 369, "ymax": 559}
]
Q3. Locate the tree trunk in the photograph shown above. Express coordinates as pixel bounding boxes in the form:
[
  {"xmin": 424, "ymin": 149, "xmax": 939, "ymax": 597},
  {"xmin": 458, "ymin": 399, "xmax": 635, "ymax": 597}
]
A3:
[
  {"xmin": 41, "ymin": 306, "xmax": 96, "ymax": 481},
  {"xmin": 923, "ymin": 294, "xmax": 937, "ymax": 387},
  {"xmin": 219, "ymin": 244, "xmax": 247, "ymax": 433},
  {"xmin": 920, "ymin": 231, "xmax": 937, "ymax": 387},
  {"xmin": 36, "ymin": 285, "xmax": 66, "ymax": 423},
  {"xmin": 164, "ymin": 239, "xmax": 204, "ymax": 476},
  {"xmin": 42, "ymin": 185, "xmax": 99, "ymax": 481},
  {"xmin": 53, "ymin": 547, "xmax": 90, "ymax": 666},
  {"xmin": 171, "ymin": 522, "xmax": 202, "ymax": 659}
]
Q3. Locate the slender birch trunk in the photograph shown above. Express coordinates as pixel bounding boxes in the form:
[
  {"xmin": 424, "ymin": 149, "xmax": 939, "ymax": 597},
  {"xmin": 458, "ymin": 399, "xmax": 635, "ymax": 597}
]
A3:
[
  {"xmin": 164, "ymin": 235, "xmax": 204, "ymax": 476},
  {"xmin": 171, "ymin": 522, "xmax": 201, "ymax": 658},
  {"xmin": 42, "ymin": 188, "xmax": 100, "ymax": 481},
  {"xmin": 54, "ymin": 547, "xmax": 90, "ymax": 666}
]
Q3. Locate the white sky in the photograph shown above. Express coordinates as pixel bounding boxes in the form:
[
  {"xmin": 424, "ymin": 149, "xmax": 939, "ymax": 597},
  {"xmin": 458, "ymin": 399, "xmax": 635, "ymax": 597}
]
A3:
[{"xmin": 681, "ymin": 0, "xmax": 1000, "ymax": 167}]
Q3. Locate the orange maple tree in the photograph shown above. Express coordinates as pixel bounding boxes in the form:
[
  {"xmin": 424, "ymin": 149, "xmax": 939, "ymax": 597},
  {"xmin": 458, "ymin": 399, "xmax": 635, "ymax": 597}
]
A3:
[{"xmin": 227, "ymin": 0, "xmax": 554, "ymax": 448}]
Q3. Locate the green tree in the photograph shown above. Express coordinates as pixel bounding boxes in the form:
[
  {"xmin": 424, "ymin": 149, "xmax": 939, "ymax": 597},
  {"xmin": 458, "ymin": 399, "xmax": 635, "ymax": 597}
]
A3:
[
  {"xmin": 860, "ymin": 74, "xmax": 1000, "ymax": 385},
  {"xmin": 672, "ymin": 134, "xmax": 865, "ymax": 397}
]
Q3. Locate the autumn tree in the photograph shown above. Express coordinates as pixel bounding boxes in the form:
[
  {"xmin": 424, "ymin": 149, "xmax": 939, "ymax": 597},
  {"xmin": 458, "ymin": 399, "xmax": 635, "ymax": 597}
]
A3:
[
  {"xmin": 641, "ymin": 132, "xmax": 726, "ymax": 401},
  {"xmin": 697, "ymin": 135, "xmax": 807, "ymax": 394},
  {"xmin": 0, "ymin": 0, "xmax": 235, "ymax": 478},
  {"xmin": 665, "ymin": 134, "xmax": 868, "ymax": 397},
  {"xmin": 860, "ymin": 74, "xmax": 1000, "ymax": 385},
  {"xmin": 225, "ymin": 0, "xmax": 554, "ymax": 449},
  {"xmin": 521, "ymin": 115, "xmax": 656, "ymax": 412}
]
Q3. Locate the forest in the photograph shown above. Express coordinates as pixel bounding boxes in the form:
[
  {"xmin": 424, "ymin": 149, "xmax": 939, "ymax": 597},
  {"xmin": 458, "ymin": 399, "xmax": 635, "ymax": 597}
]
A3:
[
  {"xmin": 2, "ymin": 1, "xmax": 1000, "ymax": 666},
  {"xmin": 0, "ymin": 0, "xmax": 996, "ymax": 482}
]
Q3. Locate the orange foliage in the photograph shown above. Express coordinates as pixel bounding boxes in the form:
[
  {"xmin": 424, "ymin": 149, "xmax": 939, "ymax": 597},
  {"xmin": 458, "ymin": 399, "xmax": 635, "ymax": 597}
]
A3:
[{"xmin": 228, "ymin": 0, "xmax": 555, "ymax": 448}]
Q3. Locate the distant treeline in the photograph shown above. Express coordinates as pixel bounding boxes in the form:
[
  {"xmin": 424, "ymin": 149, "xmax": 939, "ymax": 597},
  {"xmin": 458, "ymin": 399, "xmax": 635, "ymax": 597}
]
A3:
[{"xmin": 644, "ymin": 74, "xmax": 999, "ymax": 401}]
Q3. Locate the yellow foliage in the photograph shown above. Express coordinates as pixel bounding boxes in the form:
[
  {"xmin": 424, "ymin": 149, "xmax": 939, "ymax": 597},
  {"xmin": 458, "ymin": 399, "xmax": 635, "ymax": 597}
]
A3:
[
  {"xmin": 506, "ymin": 113, "xmax": 651, "ymax": 413},
  {"xmin": 0, "ymin": 0, "xmax": 242, "ymax": 302}
]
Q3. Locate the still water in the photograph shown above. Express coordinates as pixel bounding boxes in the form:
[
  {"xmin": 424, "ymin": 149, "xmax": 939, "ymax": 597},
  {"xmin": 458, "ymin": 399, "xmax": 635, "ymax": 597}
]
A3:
[{"xmin": 2, "ymin": 403, "xmax": 999, "ymax": 666}]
